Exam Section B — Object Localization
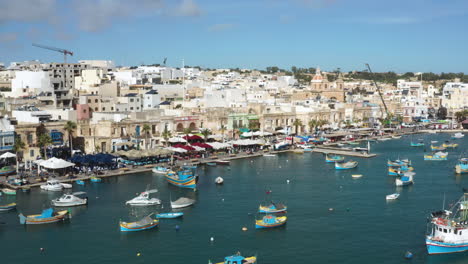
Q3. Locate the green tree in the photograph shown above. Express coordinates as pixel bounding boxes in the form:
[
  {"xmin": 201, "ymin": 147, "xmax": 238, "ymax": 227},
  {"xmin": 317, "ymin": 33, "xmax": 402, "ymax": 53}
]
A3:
[
  {"xmin": 38, "ymin": 134, "xmax": 52, "ymax": 158},
  {"xmin": 142, "ymin": 124, "xmax": 151, "ymax": 149},
  {"xmin": 183, "ymin": 127, "xmax": 192, "ymax": 143},
  {"xmin": 162, "ymin": 124, "xmax": 172, "ymax": 146},
  {"xmin": 220, "ymin": 124, "xmax": 226, "ymax": 142},
  {"xmin": 317, "ymin": 120, "xmax": 328, "ymax": 131},
  {"xmin": 248, "ymin": 120, "xmax": 259, "ymax": 131},
  {"xmin": 308, "ymin": 119, "xmax": 318, "ymax": 133},
  {"xmin": 200, "ymin": 128, "xmax": 212, "ymax": 142},
  {"xmin": 12, "ymin": 135, "xmax": 25, "ymax": 161},
  {"xmin": 293, "ymin": 119, "xmax": 303, "ymax": 135},
  {"xmin": 64, "ymin": 121, "xmax": 77, "ymax": 155},
  {"xmin": 437, "ymin": 106, "xmax": 448, "ymax": 120}
]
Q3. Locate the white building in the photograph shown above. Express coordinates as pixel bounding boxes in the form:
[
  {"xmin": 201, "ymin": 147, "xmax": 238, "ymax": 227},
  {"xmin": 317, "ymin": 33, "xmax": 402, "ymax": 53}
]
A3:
[
  {"xmin": 79, "ymin": 60, "xmax": 115, "ymax": 69},
  {"xmin": 143, "ymin": 90, "xmax": 161, "ymax": 110},
  {"xmin": 7, "ymin": 71, "xmax": 53, "ymax": 98}
]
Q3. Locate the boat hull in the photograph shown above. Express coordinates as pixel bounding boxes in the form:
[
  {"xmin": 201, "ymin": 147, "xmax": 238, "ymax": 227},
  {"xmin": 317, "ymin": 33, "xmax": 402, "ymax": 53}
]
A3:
[
  {"xmin": 19, "ymin": 211, "xmax": 68, "ymax": 225},
  {"xmin": 120, "ymin": 221, "xmax": 159, "ymax": 232},
  {"xmin": 426, "ymin": 238, "xmax": 468, "ymax": 254},
  {"xmin": 156, "ymin": 212, "xmax": 184, "ymax": 218},
  {"xmin": 164, "ymin": 174, "xmax": 197, "ymax": 189},
  {"xmin": 0, "ymin": 203, "xmax": 16, "ymax": 211},
  {"xmin": 52, "ymin": 199, "xmax": 87, "ymax": 207},
  {"xmin": 76, "ymin": 180, "xmax": 85, "ymax": 185},
  {"xmin": 255, "ymin": 221, "xmax": 286, "ymax": 229}
]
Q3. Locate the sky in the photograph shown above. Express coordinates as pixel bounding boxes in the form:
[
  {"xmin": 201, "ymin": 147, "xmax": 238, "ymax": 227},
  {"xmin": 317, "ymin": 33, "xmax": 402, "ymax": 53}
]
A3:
[{"xmin": 1, "ymin": 0, "xmax": 468, "ymax": 73}]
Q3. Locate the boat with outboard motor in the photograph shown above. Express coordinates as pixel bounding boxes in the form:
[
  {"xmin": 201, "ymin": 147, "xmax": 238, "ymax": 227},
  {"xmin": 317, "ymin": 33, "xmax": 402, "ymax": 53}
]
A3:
[
  {"xmin": 52, "ymin": 192, "xmax": 88, "ymax": 207},
  {"xmin": 165, "ymin": 169, "xmax": 197, "ymax": 189},
  {"xmin": 18, "ymin": 208, "xmax": 69, "ymax": 225},
  {"xmin": 456, "ymin": 158, "xmax": 468, "ymax": 174},
  {"xmin": 395, "ymin": 172, "xmax": 415, "ymax": 186},
  {"xmin": 40, "ymin": 179, "xmax": 63, "ymax": 191},
  {"xmin": 424, "ymin": 152, "xmax": 448, "ymax": 161},
  {"xmin": 0, "ymin": 202, "xmax": 16, "ymax": 211},
  {"xmin": 259, "ymin": 202, "xmax": 287, "ymax": 213},
  {"xmin": 170, "ymin": 197, "xmax": 195, "ymax": 209},
  {"xmin": 325, "ymin": 154, "xmax": 344, "ymax": 163},
  {"xmin": 387, "ymin": 159, "xmax": 410, "ymax": 167},
  {"xmin": 156, "ymin": 212, "xmax": 184, "ymax": 219},
  {"xmin": 452, "ymin": 132, "xmax": 464, "ymax": 139},
  {"xmin": 335, "ymin": 160, "xmax": 358, "ymax": 170},
  {"xmin": 119, "ymin": 214, "xmax": 159, "ymax": 232},
  {"xmin": 152, "ymin": 166, "xmax": 170, "ymax": 174}
]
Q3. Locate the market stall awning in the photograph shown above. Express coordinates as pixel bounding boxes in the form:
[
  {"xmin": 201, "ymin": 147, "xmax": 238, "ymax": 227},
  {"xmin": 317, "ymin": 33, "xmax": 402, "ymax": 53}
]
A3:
[{"xmin": 40, "ymin": 157, "xmax": 75, "ymax": 169}]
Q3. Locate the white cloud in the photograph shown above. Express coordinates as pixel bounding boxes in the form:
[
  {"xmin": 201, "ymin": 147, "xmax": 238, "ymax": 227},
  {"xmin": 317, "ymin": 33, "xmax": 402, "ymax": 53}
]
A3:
[
  {"xmin": 208, "ymin": 23, "xmax": 235, "ymax": 32},
  {"xmin": 0, "ymin": 0, "xmax": 58, "ymax": 24},
  {"xmin": 174, "ymin": 0, "xmax": 202, "ymax": 17}
]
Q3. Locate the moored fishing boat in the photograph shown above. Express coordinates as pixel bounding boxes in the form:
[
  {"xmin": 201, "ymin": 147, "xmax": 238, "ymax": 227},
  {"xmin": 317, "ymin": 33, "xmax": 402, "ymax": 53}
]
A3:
[
  {"xmin": 171, "ymin": 197, "xmax": 195, "ymax": 209},
  {"xmin": 0, "ymin": 166, "xmax": 16, "ymax": 176},
  {"xmin": 76, "ymin": 180, "xmax": 85, "ymax": 185},
  {"xmin": 387, "ymin": 159, "xmax": 410, "ymax": 167},
  {"xmin": 377, "ymin": 137, "xmax": 391, "ymax": 141},
  {"xmin": 395, "ymin": 172, "xmax": 414, "ymax": 186},
  {"xmin": 442, "ymin": 143, "xmax": 458, "ymax": 148},
  {"xmin": 1, "ymin": 188, "xmax": 16, "ymax": 195},
  {"xmin": 255, "ymin": 214, "xmax": 287, "ymax": 229},
  {"xmin": 206, "ymin": 162, "xmax": 217, "ymax": 166},
  {"xmin": 424, "ymin": 152, "xmax": 448, "ymax": 161},
  {"xmin": 392, "ymin": 135, "xmax": 402, "ymax": 139},
  {"xmin": 410, "ymin": 141, "xmax": 424, "ymax": 147},
  {"xmin": 431, "ymin": 145, "xmax": 446, "ymax": 151},
  {"xmin": 0, "ymin": 202, "xmax": 16, "ymax": 211},
  {"xmin": 259, "ymin": 202, "xmax": 287, "ymax": 213},
  {"xmin": 18, "ymin": 208, "xmax": 69, "ymax": 225},
  {"xmin": 388, "ymin": 165, "xmax": 413, "ymax": 176},
  {"xmin": 165, "ymin": 170, "xmax": 197, "ymax": 189},
  {"xmin": 40, "ymin": 179, "xmax": 63, "ymax": 191},
  {"xmin": 211, "ymin": 253, "xmax": 257, "ymax": 264},
  {"xmin": 452, "ymin": 132, "xmax": 464, "ymax": 139},
  {"xmin": 386, "ymin": 193, "xmax": 400, "ymax": 200},
  {"xmin": 119, "ymin": 214, "xmax": 159, "ymax": 232},
  {"xmin": 152, "ymin": 166, "xmax": 170, "ymax": 174},
  {"xmin": 52, "ymin": 192, "xmax": 88, "ymax": 207},
  {"xmin": 426, "ymin": 193, "xmax": 468, "ymax": 254},
  {"xmin": 325, "ymin": 154, "xmax": 344, "ymax": 163},
  {"xmin": 335, "ymin": 160, "xmax": 358, "ymax": 170},
  {"xmin": 61, "ymin": 183, "xmax": 72, "ymax": 189},
  {"xmin": 126, "ymin": 189, "xmax": 161, "ymax": 206},
  {"xmin": 90, "ymin": 177, "xmax": 102, "ymax": 183},
  {"xmin": 156, "ymin": 212, "xmax": 184, "ymax": 218},
  {"xmin": 455, "ymin": 158, "xmax": 468, "ymax": 174},
  {"xmin": 352, "ymin": 174, "xmax": 363, "ymax": 179},
  {"xmin": 215, "ymin": 160, "xmax": 230, "ymax": 165}
]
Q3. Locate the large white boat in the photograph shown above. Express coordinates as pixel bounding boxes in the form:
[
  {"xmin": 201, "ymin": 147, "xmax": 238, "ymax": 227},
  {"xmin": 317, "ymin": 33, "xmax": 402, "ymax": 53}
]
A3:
[
  {"xmin": 452, "ymin": 132, "xmax": 464, "ymax": 139},
  {"xmin": 52, "ymin": 192, "xmax": 88, "ymax": 207},
  {"xmin": 426, "ymin": 193, "xmax": 468, "ymax": 254},
  {"xmin": 171, "ymin": 197, "xmax": 195, "ymax": 209},
  {"xmin": 40, "ymin": 179, "xmax": 64, "ymax": 192},
  {"xmin": 395, "ymin": 172, "xmax": 414, "ymax": 186},
  {"xmin": 152, "ymin": 166, "xmax": 170, "ymax": 174},
  {"xmin": 126, "ymin": 190, "xmax": 161, "ymax": 206}
]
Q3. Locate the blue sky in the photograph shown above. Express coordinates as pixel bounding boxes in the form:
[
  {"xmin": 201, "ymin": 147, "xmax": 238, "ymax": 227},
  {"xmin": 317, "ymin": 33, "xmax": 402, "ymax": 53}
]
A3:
[{"xmin": 1, "ymin": 0, "xmax": 467, "ymax": 72}]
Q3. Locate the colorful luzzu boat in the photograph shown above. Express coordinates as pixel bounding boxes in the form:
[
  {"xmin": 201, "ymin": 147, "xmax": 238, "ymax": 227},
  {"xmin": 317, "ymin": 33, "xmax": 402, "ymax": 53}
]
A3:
[
  {"xmin": 325, "ymin": 154, "xmax": 345, "ymax": 163},
  {"xmin": 387, "ymin": 159, "xmax": 410, "ymax": 167},
  {"xmin": 424, "ymin": 152, "xmax": 448, "ymax": 161},
  {"xmin": 19, "ymin": 208, "xmax": 69, "ymax": 225},
  {"xmin": 0, "ymin": 202, "xmax": 16, "ymax": 211},
  {"xmin": 388, "ymin": 166, "xmax": 413, "ymax": 176},
  {"xmin": 442, "ymin": 143, "xmax": 458, "ymax": 148},
  {"xmin": 164, "ymin": 169, "xmax": 197, "ymax": 189},
  {"xmin": 426, "ymin": 194, "xmax": 468, "ymax": 254},
  {"xmin": 455, "ymin": 158, "xmax": 468, "ymax": 174},
  {"xmin": 212, "ymin": 253, "xmax": 257, "ymax": 264},
  {"xmin": 90, "ymin": 177, "xmax": 102, "ymax": 183},
  {"xmin": 335, "ymin": 161, "xmax": 358, "ymax": 170},
  {"xmin": 0, "ymin": 166, "xmax": 16, "ymax": 176},
  {"xmin": 430, "ymin": 145, "xmax": 446, "ymax": 151},
  {"xmin": 410, "ymin": 142, "xmax": 424, "ymax": 147},
  {"xmin": 259, "ymin": 202, "xmax": 287, "ymax": 213},
  {"xmin": 119, "ymin": 215, "xmax": 159, "ymax": 232},
  {"xmin": 255, "ymin": 215, "xmax": 287, "ymax": 229}
]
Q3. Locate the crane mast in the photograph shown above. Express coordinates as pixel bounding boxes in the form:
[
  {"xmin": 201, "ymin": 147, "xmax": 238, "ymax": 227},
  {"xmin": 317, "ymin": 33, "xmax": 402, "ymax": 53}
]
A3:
[{"xmin": 365, "ymin": 63, "xmax": 389, "ymax": 118}]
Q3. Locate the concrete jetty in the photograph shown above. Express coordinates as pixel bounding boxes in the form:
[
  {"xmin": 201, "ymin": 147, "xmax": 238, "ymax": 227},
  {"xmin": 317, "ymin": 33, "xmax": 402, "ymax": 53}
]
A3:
[{"xmin": 312, "ymin": 147, "xmax": 377, "ymax": 158}]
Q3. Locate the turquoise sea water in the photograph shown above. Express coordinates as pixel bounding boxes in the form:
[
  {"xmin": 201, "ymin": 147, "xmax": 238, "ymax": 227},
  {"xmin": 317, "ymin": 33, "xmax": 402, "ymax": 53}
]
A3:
[{"xmin": 1, "ymin": 134, "xmax": 468, "ymax": 264}]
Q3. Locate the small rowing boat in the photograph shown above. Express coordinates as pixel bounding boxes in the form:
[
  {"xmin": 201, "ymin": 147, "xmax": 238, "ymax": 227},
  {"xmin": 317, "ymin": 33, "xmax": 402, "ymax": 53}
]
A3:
[
  {"xmin": 215, "ymin": 176, "xmax": 224, "ymax": 185},
  {"xmin": 0, "ymin": 202, "xmax": 16, "ymax": 211},
  {"xmin": 386, "ymin": 193, "xmax": 400, "ymax": 200},
  {"xmin": 335, "ymin": 161, "xmax": 358, "ymax": 170},
  {"xmin": 156, "ymin": 212, "xmax": 184, "ymax": 219},
  {"xmin": 171, "ymin": 197, "xmax": 195, "ymax": 209},
  {"xmin": 18, "ymin": 208, "xmax": 69, "ymax": 225},
  {"xmin": 259, "ymin": 202, "xmax": 287, "ymax": 213},
  {"xmin": 120, "ymin": 214, "xmax": 159, "ymax": 232},
  {"xmin": 352, "ymin": 174, "xmax": 363, "ymax": 179},
  {"xmin": 255, "ymin": 215, "xmax": 287, "ymax": 229}
]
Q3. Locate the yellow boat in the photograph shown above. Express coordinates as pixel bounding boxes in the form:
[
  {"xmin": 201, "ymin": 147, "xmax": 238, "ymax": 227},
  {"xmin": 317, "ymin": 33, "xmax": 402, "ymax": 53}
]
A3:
[{"xmin": 442, "ymin": 143, "xmax": 458, "ymax": 148}]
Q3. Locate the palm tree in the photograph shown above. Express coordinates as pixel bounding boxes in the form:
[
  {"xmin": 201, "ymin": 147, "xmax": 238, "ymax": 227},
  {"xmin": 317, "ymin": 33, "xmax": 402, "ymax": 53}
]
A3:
[
  {"xmin": 64, "ymin": 121, "xmax": 77, "ymax": 155},
  {"xmin": 162, "ymin": 124, "xmax": 172, "ymax": 146},
  {"xmin": 232, "ymin": 122, "xmax": 238, "ymax": 139},
  {"xmin": 317, "ymin": 120, "xmax": 328, "ymax": 131},
  {"xmin": 12, "ymin": 135, "xmax": 25, "ymax": 172},
  {"xmin": 220, "ymin": 124, "xmax": 226, "ymax": 142},
  {"xmin": 308, "ymin": 119, "xmax": 318, "ymax": 134},
  {"xmin": 200, "ymin": 128, "xmax": 211, "ymax": 142},
  {"xmin": 142, "ymin": 124, "xmax": 151, "ymax": 149},
  {"xmin": 38, "ymin": 134, "xmax": 52, "ymax": 158},
  {"xmin": 292, "ymin": 119, "xmax": 303, "ymax": 135}
]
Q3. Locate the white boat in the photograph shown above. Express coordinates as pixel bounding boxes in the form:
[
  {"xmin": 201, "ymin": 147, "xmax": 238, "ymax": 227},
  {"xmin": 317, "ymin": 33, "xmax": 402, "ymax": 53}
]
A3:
[
  {"xmin": 126, "ymin": 189, "xmax": 161, "ymax": 206},
  {"xmin": 396, "ymin": 172, "xmax": 415, "ymax": 186},
  {"xmin": 152, "ymin": 166, "xmax": 170, "ymax": 174},
  {"xmin": 61, "ymin": 183, "xmax": 72, "ymax": 189},
  {"xmin": 431, "ymin": 141, "xmax": 438, "ymax": 144},
  {"xmin": 263, "ymin": 154, "xmax": 276, "ymax": 157},
  {"xmin": 52, "ymin": 192, "xmax": 88, "ymax": 207},
  {"xmin": 40, "ymin": 179, "xmax": 63, "ymax": 192},
  {"xmin": 386, "ymin": 193, "xmax": 400, "ymax": 200},
  {"xmin": 392, "ymin": 135, "xmax": 402, "ymax": 139},
  {"xmin": 377, "ymin": 137, "xmax": 391, "ymax": 141},
  {"xmin": 215, "ymin": 176, "xmax": 224, "ymax": 184},
  {"xmin": 453, "ymin": 132, "xmax": 464, "ymax": 139},
  {"xmin": 171, "ymin": 197, "xmax": 195, "ymax": 209},
  {"xmin": 352, "ymin": 174, "xmax": 363, "ymax": 179}
]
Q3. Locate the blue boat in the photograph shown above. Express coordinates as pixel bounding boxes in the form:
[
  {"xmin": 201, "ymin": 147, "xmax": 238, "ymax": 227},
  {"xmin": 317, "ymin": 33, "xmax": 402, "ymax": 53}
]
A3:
[
  {"xmin": 120, "ymin": 215, "xmax": 159, "ymax": 232},
  {"xmin": 426, "ymin": 194, "xmax": 468, "ymax": 254},
  {"xmin": 325, "ymin": 154, "xmax": 344, "ymax": 163},
  {"xmin": 206, "ymin": 162, "xmax": 217, "ymax": 166},
  {"xmin": 90, "ymin": 177, "xmax": 102, "ymax": 183},
  {"xmin": 259, "ymin": 202, "xmax": 287, "ymax": 213},
  {"xmin": 455, "ymin": 158, "xmax": 468, "ymax": 174},
  {"xmin": 164, "ymin": 169, "xmax": 197, "ymax": 189},
  {"xmin": 156, "ymin": 212, "xmax": 184, "ymax": 219},
  {"xmin": 388, "ymin": 165, "xmax": 413, "ymax": 176},
  {"xmin": 335, "ymin": 161, "xmax": 358, "ymax": 170},
  {"xmin": 387, "ymin": 159, "xmax": 410, "ymax": 167},
  {"xmin": 255, "ymin": 214, "xmax": 287, "ymax": 229},
  {"xmin": 76, "ymin": 180, "xmax": 85, "ymax": 185},
  {"xmin": 212, "ymin": 253, "xmax": 257, "ymax": 264},
  {"xmin": 152, "ymin": 166, "xmax": 170, "ymax": 174},
  {"xmin": 410, "ymin": 142, "xmax": 424, "ymax": 147}
]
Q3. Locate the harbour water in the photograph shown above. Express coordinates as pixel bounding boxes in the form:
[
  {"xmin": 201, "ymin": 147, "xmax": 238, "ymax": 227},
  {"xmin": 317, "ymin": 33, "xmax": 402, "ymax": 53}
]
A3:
[{"xmin": 1, "ymin": 133, "xmax": 468, "ymax": 263}]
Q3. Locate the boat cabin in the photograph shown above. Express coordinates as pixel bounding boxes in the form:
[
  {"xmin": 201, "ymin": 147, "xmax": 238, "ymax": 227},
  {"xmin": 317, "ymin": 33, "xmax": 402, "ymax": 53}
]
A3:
[{"xmin": 224, "ymin": 255, "xmax": 246, "ymax": 264}]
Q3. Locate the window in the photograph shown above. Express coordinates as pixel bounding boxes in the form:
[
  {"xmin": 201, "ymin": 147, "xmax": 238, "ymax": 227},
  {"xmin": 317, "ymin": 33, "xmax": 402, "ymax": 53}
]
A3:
[
  {"xmin": 130, "ymin": 107, "xmax": 134, "ymax": 110},
  {"xmin": 102, "ymin": 107, "xmax": 106, "ymax": 111},
  {"xmin": 111, "ymin": 107, "xmax": 114, "ymax": 111},
  {"xmin": 137, "ymin": 99, "xmax": 139, "ymax": 102},
  {"xmin": 30, "ymin": 149, "xmax": 34, "ymax": 157},
  {"xmin": 130, "ymin": 99, "xmax": 134, "ymax": 102},
  {"xmin": 95, "ymin": 107, "xmax": 98, "ymax": 111},
  {"xmin": 136, "ymin": 107, "xmax": 139, "ymax": 110},
  {"xmin": 88, "ymin": 99, "xmax": 91, "ymax": 103},
  {"xmin": 83, "ymin": 109, "xmax": 87, "ymax": 113},
  {"xmin": 461, "ymin": 231, "xmax": 463, "ymax": 235},
  {"xmin": 444, "ymin": 229, "xmax": 447, "ymax": 233},
  {"xmin": 95, "ymin": 99, "xmax": 98, "ymax": 103}
]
